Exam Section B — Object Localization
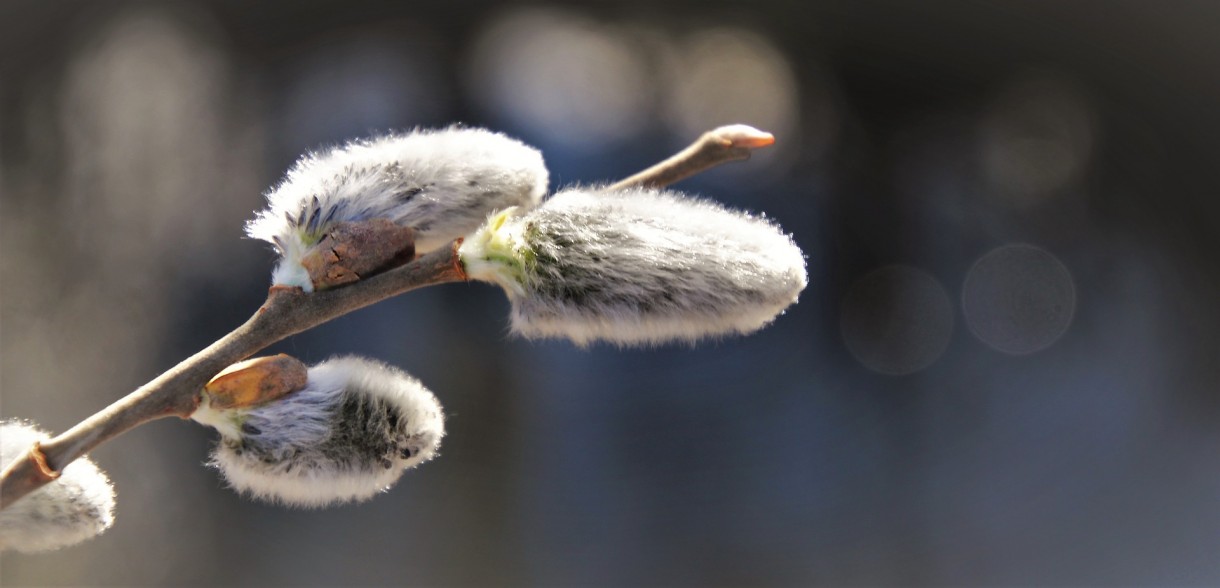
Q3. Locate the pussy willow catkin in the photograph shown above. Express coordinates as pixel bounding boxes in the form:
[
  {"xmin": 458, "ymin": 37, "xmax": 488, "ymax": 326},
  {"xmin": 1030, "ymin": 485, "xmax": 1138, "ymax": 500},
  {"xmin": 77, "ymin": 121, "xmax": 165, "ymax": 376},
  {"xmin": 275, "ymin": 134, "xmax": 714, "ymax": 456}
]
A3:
[
  {"xmin": 460, "ymin": 186, "xmax": 807, "ymax": 346},
  {"xmin": 192, "ymin": 357, "xmax": 444, "ymax": 508},
  {"xmin": 247, "ymin": 126, "xmax": 548, "ymax": 290},
  {"xmin": 0, "ymin": 421, "xmax": 116, "ymax": 552}
]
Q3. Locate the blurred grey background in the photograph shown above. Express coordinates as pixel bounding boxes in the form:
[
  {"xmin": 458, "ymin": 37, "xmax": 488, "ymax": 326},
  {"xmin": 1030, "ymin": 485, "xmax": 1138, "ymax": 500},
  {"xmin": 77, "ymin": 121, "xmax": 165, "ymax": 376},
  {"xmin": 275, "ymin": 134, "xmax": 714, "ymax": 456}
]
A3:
[{"xmin": 3, "ymin": 1, "xmax": 1220, "ymax": 586}]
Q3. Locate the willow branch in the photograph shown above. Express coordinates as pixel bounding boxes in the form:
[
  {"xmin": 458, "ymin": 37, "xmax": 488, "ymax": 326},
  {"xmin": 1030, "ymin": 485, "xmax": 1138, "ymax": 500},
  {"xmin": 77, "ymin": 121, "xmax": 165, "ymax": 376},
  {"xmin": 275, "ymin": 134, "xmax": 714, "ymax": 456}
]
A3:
[
  {"xmin": 0, "ymin": 244, "xmax": 466, "ymax": 509},
  {"xmin": 605, "ymin": 124, "xmax": 775, "ymax": 191},
  {"xmin": 0, "ymin": 124, "xmax": 773, "ymax": 511}
]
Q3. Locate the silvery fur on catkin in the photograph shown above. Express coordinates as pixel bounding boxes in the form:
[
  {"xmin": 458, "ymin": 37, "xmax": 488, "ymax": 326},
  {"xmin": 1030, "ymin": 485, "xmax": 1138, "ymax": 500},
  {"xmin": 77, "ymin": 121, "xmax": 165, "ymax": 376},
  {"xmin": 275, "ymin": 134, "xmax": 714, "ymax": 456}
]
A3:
[
  {"xmin": 462, "ymin": 187, "xmax": 808, "ymax": 346},
  {"xmin": 246, "ymin": 126, "xmax": 548, "ymax": 289},
  {"xmin": 207, "ymin": 357, "xmax": 444, "ymax": 508},
  {"xmin": 0, "ymin": 421, "xmax": 116, "ymax": 553}
]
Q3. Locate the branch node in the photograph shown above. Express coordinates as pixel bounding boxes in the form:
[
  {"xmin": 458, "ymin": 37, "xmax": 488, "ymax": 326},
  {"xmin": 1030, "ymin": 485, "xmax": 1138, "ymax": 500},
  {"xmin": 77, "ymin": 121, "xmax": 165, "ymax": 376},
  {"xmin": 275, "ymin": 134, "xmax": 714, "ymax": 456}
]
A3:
[
  {"xmin": 267, "ymin": 285, "xmax": 303, "ymax": 296},
  {"xmin": 181, "ymin": 391, "xmax": 203, "ymax": 420},
  {"xmin": 265, "ymin": 285, "xmax": 306, "ymax": 310},
  {"xmin": 449, "ymin": 238, "xmax": 469, "ymax": 282},
  {"xmin": 29, "ymin": 442, "xmax": 60, "ymax": 481}
]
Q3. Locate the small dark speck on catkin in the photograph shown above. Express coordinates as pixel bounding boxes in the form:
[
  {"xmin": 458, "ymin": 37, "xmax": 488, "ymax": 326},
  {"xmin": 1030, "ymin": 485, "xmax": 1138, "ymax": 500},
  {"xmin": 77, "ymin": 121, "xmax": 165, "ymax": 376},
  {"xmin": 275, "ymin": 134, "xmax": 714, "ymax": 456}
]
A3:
[{"xmin": 397, "ymin": 186, "xmax": 424, "ymax": 203}]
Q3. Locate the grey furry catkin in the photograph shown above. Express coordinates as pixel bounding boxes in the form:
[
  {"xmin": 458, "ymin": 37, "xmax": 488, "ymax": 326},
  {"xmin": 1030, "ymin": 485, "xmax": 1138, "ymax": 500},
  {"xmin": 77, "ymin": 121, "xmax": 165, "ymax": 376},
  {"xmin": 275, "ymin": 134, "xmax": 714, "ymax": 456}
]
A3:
[
  {"xmin": 246, "ymin": 126, "xmax": 549, "ymax": 290},
  {"xmin": 459, "ymin": 186, "xmax": 808, "ymax": 346},
  {"xmin": 0, "ymin": 421, "xmax": 116, "ymax": 553},
  {"xmin": 191, "ymin": 357, "xmax": 444, "ymax": 508}
]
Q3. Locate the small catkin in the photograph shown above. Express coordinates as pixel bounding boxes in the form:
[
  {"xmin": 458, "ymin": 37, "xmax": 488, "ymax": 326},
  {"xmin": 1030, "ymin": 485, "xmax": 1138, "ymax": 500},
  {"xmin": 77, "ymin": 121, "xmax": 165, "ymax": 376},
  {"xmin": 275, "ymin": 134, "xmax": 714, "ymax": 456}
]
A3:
[
  {"xmin": 0, "ymin": 421, "xmax": 116, "ymax": 553},
  {"xmin": 246, "ymin": 126, "xmax": 549, "ymax": 290},
  {"xmin": 459, "ymin": 186, "xmax": 808, "ymax": 346},
  {"xmin": 193, "ymin": 357, "xmax": 444, "ymax": 508}
]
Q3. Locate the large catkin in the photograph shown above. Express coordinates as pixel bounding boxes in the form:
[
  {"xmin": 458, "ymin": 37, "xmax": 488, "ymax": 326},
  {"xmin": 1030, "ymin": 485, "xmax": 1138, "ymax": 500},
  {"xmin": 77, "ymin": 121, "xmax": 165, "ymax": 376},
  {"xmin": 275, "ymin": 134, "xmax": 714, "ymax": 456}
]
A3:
[
  {"xmin": 0, "ymin": 421, "xmax": 116, "ymax": 553},
  {"xmin": 246, "ymin": 126, "xmax": 548, "ymax": 290},
  {"xmin": 193, "ymin": 357, "xmax": 444, "ymax": 508},
  {"xmin": 460, "ymin": 187, "xmax": 808, "ymax": 346}
]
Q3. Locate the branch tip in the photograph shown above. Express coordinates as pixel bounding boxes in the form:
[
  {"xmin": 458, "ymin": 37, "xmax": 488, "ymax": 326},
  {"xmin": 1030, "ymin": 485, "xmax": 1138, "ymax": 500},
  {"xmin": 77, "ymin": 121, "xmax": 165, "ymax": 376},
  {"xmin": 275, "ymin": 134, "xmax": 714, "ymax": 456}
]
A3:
[
  {"xmin": 710, "ymin": 124, "xmax": 776, "ymax": 149},
  {"xmin": 606, "ymin": 123, "xmax": 775, "ymax": 191}
]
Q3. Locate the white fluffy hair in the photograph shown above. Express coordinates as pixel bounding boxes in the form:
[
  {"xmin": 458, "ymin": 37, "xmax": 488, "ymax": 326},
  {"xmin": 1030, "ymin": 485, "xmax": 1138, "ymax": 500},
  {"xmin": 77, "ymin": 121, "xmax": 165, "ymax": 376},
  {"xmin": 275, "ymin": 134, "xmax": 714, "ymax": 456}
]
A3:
[
  {"xmin": 197, "ymin": 357, "xmax": 444, "ymax": 508},
  {"xmin": 460, "ymin": 186, "xmax": 808, "ymax": 346},
  {"xmin": 246, "ymin": 126, "xmax": 549, "ymax": 290},
  {"xmin": 0, "ymin": 421, "xmax": 116, "ymax": 553}
]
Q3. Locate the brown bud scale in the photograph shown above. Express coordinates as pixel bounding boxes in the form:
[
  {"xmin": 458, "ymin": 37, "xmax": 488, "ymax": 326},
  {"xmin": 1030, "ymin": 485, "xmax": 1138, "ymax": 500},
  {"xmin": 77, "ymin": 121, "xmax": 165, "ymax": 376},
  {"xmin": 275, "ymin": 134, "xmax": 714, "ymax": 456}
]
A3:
[
  {"xmin": 300, "ymin": 219, "xmax": 416, "ymax": 290},
  {"xmin": 205, "ymin": 354, "xmax": 308, "ymax": 410}
]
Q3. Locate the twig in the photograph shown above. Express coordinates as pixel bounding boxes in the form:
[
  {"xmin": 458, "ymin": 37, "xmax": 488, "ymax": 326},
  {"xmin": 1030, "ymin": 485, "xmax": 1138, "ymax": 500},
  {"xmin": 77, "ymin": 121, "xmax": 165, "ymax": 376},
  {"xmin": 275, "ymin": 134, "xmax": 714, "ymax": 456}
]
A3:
[
  {"xmin": 1, "ymin": 244, "xmax": 466, "ymax": 509},
  {"xmin": 0, "ymin": 124, "xmax": 773, "ymax": 510},
  {"xmin": 605, "ymin": 124, "xmax": 775, "ymax": 191}
]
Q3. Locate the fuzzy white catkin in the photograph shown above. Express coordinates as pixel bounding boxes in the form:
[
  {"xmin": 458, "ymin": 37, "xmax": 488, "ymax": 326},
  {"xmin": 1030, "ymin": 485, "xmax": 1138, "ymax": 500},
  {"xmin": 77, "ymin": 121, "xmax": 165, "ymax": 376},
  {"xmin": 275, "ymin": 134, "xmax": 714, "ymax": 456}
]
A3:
[
  {"xmin": 191, "ymin": 357, "xmax": 444, "ymax": 508},
  {"xmin": 247, "ymin": 126, "xmax": 549, "ymax": 290},
  {"xmin": 0, "ymin": 421, "xmax": 116, "ymax": 553},
  {"xmin": 459, "ymin": 186, "xmax": 808, "ymax": 346}
]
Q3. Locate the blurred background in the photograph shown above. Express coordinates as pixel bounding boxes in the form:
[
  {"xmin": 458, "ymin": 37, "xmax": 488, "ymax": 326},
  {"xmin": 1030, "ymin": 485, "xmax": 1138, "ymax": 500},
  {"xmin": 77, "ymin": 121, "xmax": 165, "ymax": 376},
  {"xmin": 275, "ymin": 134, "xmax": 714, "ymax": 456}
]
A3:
[{"xmin": 3, "ymin": 1, "xmax": 1219, "ymax": 586}]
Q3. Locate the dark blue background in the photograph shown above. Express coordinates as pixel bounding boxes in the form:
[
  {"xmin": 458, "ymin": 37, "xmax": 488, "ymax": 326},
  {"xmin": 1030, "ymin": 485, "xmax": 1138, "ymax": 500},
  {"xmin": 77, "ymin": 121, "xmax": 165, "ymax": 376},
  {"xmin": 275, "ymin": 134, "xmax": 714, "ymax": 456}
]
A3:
[{"xmin": 3, "ymin": 1, "xmax": 1218, "ymax": 585}]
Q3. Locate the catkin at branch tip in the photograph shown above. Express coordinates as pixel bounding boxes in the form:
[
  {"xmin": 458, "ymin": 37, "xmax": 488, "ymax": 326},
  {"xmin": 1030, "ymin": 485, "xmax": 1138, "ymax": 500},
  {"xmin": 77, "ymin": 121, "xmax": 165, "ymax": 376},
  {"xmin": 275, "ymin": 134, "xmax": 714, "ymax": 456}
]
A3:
[
  {"xmin": 0, "ymin": 421, "xmax": 116, "ymax": 553},
  {"xmin": 192, "ymin": 356, "xmax": 444, "ymax": 508},
  {"xmin": 459, "ymin": 186, "xmax": 808, "ymax": 346},
  {"xmin": 247, "ymin": 126, "xmax": 548, "ymax": 290}
]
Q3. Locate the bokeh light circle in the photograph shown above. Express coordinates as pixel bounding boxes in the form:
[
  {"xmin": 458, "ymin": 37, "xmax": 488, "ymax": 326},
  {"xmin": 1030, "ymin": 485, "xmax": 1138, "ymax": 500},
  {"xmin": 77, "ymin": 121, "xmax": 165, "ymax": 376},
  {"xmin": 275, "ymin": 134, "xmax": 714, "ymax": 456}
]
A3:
[
  {"xmin": 840, "ymin": 266, "xmax": 955, "ymax": 375},
  {"xmin": 279, "ymin": 35, "xmax": 447, "ymax": 150},
  {"xmin": 980, "ymin": 73, "xmax": 1096, "ymax": 207},
  {"xmin": 468, "ymin": 8, "xmax": 653, "ymax": 149},
  {"xmin": 662, "ymin": 27, "xmax": 800, "ymax": 170},
  {"xmin": 962, "ymin": 244, "xmax": 1076, "ymax": 354}
]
